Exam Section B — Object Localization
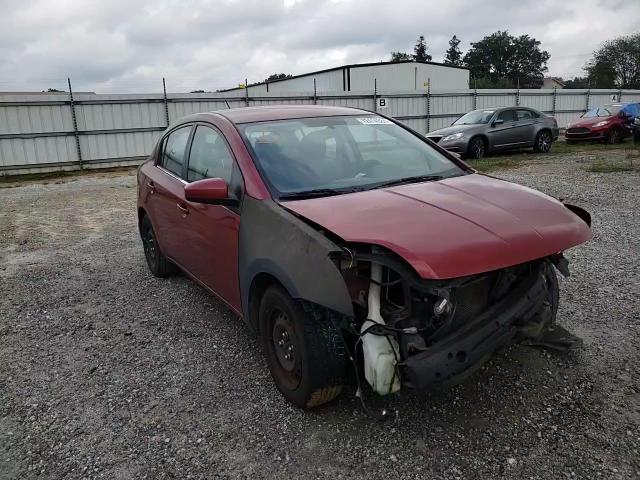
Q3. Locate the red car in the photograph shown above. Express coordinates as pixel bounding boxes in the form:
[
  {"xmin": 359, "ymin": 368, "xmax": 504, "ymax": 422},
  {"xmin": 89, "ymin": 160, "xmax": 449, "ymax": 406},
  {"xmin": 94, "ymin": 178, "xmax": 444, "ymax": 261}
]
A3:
[
  {"xmin": 565, "ymin": 103, "xmax": 640, "ymax": 144},
  {"xmin": 137, "ymin": 106, "xmax": 591, "ymax": 409}
]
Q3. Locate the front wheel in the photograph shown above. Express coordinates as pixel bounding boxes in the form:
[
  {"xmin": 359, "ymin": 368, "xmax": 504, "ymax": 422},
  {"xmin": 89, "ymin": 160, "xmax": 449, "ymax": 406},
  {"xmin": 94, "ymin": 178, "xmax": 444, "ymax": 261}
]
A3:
[
  {"xmin": 259, "ymin": 286, "xmax": 348, "ymax": 409},
  {"xmin": 467, "ymin": 137, "xmax": 486, "ymax": 159},
  {"xmin": 606, "ymin": 127, "xmax": 622, "ymax": 144}
]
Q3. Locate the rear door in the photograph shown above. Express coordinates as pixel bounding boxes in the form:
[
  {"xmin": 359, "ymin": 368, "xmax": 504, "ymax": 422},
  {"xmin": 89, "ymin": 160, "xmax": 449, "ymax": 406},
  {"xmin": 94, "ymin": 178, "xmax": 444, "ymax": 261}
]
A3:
[
  {"xmin": 144, "ymin": 125, "xmax": 193, "ymax": 260},
  {"xmin": 515, "ymin": 109, "xmax": 537, "ymax": 146},
  {"xmin": 180, "ymin": 124, "xmax": 242, "ymax": 311}
]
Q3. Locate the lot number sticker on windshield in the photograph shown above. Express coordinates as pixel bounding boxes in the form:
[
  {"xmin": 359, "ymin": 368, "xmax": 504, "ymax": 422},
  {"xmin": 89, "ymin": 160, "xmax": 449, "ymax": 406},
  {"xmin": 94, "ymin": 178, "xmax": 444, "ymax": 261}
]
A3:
[{"xmin": 357, "ymin": 117, "xmax": 393, "ymax": 125}]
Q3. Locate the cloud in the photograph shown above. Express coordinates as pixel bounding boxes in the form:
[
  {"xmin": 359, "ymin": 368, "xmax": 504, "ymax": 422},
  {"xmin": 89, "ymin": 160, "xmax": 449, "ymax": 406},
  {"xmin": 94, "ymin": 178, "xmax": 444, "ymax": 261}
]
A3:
[{"xmin": 0, "ymin": 0, "xmax": 638, "ymax": 92}]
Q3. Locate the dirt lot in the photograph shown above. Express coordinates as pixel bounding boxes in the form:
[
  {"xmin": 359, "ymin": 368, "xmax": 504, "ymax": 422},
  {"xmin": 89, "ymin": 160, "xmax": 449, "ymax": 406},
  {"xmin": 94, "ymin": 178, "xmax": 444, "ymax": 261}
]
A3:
[{"xmin": 1, "ymin": 148, "xmax": 639, "ymax": 479}]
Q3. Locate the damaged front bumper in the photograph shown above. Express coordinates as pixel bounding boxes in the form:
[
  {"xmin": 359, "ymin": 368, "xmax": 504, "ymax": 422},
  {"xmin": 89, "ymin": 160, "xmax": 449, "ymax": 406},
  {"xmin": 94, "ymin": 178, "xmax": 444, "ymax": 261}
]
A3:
[{"xmin": 403, "ymin": 260, "xmax": 549, "ymax": 391}]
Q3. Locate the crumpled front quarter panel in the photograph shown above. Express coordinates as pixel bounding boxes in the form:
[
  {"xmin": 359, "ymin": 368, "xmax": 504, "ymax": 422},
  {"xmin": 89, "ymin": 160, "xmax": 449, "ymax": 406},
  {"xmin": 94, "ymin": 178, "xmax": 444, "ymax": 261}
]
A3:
[{"xmin": 238, "ymin": 197, "xmax": 354, "ymax": 323}]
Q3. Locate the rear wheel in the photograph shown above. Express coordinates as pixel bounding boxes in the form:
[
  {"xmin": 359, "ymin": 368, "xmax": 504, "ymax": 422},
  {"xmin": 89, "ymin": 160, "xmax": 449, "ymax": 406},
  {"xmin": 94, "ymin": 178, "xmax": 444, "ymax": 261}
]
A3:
[
  {"xmin": 140, "ymin": 215, "xmax": 178, "ymax": 277},
  {"xmin": 259, "ymin": 286, "xmax": 348, "ymax": 409},
  {"xmin": 467, "ymin": 136, "xmax": 486, "ymax": 160},
  {"xmin": 534, "ymin": 130, "xmax": 552, "ymax": 153}
]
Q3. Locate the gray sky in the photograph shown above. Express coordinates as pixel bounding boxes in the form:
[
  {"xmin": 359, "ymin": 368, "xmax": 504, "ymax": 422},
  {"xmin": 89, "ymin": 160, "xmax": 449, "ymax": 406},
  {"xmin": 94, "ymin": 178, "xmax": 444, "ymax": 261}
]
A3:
[{"xmin": 1, "ymin": 0, "xmax": 638, "ymax": 93}]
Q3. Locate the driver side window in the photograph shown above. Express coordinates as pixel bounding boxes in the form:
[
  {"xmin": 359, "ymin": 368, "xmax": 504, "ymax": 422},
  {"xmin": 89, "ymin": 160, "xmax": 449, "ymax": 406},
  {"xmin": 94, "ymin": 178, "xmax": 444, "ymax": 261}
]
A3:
[{"xmin": 187, "ymin": 126, "xmax": 234, "ymax": 183}]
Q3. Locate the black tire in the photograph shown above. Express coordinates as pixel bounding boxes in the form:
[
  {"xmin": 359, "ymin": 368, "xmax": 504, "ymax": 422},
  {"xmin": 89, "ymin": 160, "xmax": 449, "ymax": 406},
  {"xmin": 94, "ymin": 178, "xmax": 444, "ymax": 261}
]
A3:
[
  {"xmin": 258, "ymin": 286, "xmax": 348, "ymax": 409},
  {"xmin": 534, "ymin": 130, "xmax": 553, "ymax": 153},
  {"xmin": 467, "ymin": 136, "xmax": 487, "ymax": 160},
  {"xmin": 140, "ymin": 214, "xmax": 178, "ymax": 277},
  {"xmin": 606, "ymin": 127, "xmax": 622, "ymax": 144}
]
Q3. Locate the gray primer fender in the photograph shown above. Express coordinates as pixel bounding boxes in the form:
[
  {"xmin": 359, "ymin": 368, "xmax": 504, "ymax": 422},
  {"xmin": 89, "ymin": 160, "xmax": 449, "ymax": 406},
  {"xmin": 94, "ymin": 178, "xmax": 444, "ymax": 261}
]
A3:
[{"xmin": 239, "ymin": 196, "xmax": 354, "ymax": 329}]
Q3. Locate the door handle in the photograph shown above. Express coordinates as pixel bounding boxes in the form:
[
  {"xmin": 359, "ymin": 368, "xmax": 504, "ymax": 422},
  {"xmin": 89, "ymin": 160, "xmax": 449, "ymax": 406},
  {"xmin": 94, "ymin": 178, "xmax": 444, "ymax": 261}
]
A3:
[{"xmin": 176, "ymin": 203, "xmax": 189, "ymax": 216}]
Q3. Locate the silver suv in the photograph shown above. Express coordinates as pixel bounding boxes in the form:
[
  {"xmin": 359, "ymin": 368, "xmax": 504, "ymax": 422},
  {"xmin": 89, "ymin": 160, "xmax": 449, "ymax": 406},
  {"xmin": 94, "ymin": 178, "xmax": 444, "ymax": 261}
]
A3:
[{"xmin": 426, "ymin": 107, "xmax": 559, "ymax": 159}]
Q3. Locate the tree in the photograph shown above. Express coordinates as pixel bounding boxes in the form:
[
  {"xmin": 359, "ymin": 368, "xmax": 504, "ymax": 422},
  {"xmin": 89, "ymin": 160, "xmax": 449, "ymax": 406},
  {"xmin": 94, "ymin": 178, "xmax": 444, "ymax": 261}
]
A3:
[
  {"xmin": 390, "ymin": 51, "xmax": 413, "ymax": 62},
  {"xmin": 585, "ymin": 34, "xmax": 640, "ymax": 89},
  {"xmin": 264, "ymin": 73, "xmax": 292, "ymax": 82},
  {"xmin": 563, "ymin": 77, "xmax": 590, "ymax": 89},
  {"xmin": 463, "ymin": 30, "xmax": 550, "ymax": 88},
  {"xmin": 444, "ymin": 35, "xmax": 463, "ymax": 66},
  {"xmin": 413, "ymin": 35, "xmax": 432, "ymax": 62}
]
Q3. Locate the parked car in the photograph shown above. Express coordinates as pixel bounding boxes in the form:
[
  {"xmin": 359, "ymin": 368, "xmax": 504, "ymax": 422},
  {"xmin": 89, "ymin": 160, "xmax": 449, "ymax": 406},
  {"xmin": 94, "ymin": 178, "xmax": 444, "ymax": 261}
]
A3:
[
  {"xmin": 565, "ymin": 103, "xmax": 640, "ymax": 144},
  {"xmin": 426, "ymin": 107, "xmax": 559, "ymax": 159},
  {"xmin": 137, "ymin": 105, "xmax": 591, "ymax": 409}
]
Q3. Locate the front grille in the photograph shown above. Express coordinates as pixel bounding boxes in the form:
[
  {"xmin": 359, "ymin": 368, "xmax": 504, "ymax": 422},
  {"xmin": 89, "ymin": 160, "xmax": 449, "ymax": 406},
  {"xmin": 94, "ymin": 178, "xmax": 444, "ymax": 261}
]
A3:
[
  {"xmin": 567, "ymin": 127, "xmax": 590, "ymax": 134},
  {"xmin": 427, "ymin": 136, "xmax": 443, "ymax": 143}
]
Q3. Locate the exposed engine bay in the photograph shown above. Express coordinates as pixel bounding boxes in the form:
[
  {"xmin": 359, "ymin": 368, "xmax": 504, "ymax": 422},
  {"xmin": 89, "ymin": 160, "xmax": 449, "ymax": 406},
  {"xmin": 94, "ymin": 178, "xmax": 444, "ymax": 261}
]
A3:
[{"xmin": 335, "ymin": 244, "xmax": 580, "ymax": 396}]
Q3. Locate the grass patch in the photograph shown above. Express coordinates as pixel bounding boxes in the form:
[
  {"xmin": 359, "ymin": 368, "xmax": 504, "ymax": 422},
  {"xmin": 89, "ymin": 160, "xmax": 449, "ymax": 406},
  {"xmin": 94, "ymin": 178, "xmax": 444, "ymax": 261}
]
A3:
[
  {"xmin": 587, "ymin": 159, "xmax": 639, "ymax": 173},
  {"xmin": 467, "ymin": 157, "xmax": 523, "ymax": 172}
]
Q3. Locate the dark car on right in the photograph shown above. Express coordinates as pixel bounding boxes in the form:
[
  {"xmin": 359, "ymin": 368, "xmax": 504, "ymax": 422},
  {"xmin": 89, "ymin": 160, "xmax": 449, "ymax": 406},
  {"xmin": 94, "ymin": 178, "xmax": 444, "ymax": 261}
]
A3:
[{"xmin": 565, "ymin": 103, "xmax": 640, "ymax": 144}]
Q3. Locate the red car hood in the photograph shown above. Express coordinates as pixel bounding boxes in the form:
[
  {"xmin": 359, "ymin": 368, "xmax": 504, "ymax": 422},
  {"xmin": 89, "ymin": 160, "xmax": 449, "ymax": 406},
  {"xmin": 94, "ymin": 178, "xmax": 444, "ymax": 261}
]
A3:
[
  {"xmin": 281, "ymin": 174, "xmax": 591, "ymax": 280},
  {"xmin": 568, "ymin": 116, "xmax": 613, "ymax": 128}
]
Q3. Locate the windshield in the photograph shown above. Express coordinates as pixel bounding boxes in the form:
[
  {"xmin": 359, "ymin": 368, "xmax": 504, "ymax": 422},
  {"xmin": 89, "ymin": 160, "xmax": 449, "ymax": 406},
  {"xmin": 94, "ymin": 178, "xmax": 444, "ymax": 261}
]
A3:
[
  {"xmin": 583, "ymin": 105, "xmax": 621, "ymax": 118},
  {"xmin": 240, "ymin": 115, "xmax": 465, "ymax": 198},
  {"xmin": 453, "ymin": 110, "xmax": 495, "ymax": 125}
]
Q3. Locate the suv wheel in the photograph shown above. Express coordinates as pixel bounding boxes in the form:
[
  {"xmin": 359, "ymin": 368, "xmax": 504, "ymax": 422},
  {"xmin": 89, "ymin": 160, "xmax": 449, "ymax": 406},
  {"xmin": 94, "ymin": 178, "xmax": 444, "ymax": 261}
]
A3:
[
  {"xmin": 467, "ymin": 137, "xmax": 486, "ymax": 160},
  {"xmin": 140, "ymin": 215, "xmax": 178, "ymax": 277},
  {"xmin": 534, "ymin": 130, "xmax": 552, "ymax": 153},
  {"xmin": 259, "ymin": 286, "xmax": 348, "ymax": 409}
]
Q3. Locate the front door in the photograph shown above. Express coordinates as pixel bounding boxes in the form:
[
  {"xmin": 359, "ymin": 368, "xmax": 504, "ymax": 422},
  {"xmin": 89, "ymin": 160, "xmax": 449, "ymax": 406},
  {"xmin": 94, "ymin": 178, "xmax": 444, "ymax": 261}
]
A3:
[
  {"xmin": 181, "ymin": 124, "xmax": 242, "ymax": 312},
  {"xmin": 145, "ymin": 125, "xmax": 192, "ymax": 260}
]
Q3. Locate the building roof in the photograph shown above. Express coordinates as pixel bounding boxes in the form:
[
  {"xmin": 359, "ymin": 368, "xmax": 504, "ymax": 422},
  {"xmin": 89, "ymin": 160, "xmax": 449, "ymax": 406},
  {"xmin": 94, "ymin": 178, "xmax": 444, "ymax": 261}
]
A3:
[{"xmin": 219, "ymin": 60, "xmax": 469, "ymax": 92}]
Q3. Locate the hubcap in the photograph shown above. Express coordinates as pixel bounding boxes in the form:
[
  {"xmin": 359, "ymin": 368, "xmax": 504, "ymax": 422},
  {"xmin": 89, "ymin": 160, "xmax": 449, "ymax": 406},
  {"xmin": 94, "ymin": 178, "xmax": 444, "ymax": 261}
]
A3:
[
  {"xmin": 142, "ymin": 225, "xmax": 157, "ymax": 266},
  {"xmin": 269, "ymin": 310, "xmax": 301, "ymax": 389},
  {"xmin": 539, "ymin": 133, "xmax": 551, "ymax": 152}
]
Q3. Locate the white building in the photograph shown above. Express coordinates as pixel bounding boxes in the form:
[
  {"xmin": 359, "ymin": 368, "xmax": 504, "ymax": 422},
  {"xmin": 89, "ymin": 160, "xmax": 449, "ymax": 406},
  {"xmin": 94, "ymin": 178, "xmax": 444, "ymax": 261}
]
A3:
[{"xmin": 222, "ymin": 60, "xmax": 470, "ymax": 95}]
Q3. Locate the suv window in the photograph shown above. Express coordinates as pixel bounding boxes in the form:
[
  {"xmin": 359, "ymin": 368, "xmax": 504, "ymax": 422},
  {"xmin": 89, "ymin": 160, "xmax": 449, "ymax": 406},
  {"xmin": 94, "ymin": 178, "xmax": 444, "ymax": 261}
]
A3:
[
  {"xmin": 497, "ymin": 109, "xmax": 516, "ymax": 122},
  {"xmin": 517, "ymin": 109, "xmax": 533, "ymax": 120},
  {"xmin": 187, "ymin": 126, "xmax": 234, "ymax": 182},
  {"xmin": 161, "ymin": 126, "xmax": 191, "ymax": 178}
]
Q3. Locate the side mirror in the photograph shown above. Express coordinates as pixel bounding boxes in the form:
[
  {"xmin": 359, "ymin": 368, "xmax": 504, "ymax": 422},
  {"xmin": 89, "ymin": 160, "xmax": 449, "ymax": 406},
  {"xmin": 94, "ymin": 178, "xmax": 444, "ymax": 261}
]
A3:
[
  {"xmin": 184, "ymin": 178, "xmax": 237, "ymax": 206},
  {"xmin": 492, "ymin": 119, "xmax": 504, "ymax": 127}
]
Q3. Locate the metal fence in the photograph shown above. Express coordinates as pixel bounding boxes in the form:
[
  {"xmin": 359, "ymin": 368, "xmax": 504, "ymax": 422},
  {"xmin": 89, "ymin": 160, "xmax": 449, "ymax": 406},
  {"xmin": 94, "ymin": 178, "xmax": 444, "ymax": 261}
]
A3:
[{"xmin": 2, "ymin": 83, "xmax": 639, "ymax": 175}]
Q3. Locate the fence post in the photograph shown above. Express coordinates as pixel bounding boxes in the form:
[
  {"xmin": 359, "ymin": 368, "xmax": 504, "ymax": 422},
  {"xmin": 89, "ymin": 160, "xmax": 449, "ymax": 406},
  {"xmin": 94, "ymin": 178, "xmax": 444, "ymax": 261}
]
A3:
[
  {"xmin": 373, "ymin": 78, "xmax": 377, "ymax": 112},
  {"xmin": 552, "ymin": 87, "xmax": 557, "ymax": 116},
  {"xmin": 162, "ymin": 78, "xmax": 170, "ymax": 126},
  {"xmin": 67, "ymin": 78, "xmax": 83, "ymax": 169},
  {"xmin": 244, "ymin": 78, "xmax": 249, "ymax": 107},
  {"xmin": 313, "ymin": 78, "xmax": 317, "ymax": 105},
  {"xmin": 426, "ymin": 78, "xmax": 431, "ymax": 133},
  {"xmin": 585, "ymin": 88, "xmax": 590, "ymax": 112}
]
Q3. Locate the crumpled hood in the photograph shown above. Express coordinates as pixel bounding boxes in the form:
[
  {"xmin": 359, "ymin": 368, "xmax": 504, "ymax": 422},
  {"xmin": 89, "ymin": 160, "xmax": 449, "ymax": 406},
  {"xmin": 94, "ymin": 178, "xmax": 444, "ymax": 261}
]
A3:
[
  {"xmin": 281, "ymin": 174, "xmax": 591, "ymax": 280},
  {"xmin": 427, "ymin": 124, "xmax": 479, "ymax": 137}
]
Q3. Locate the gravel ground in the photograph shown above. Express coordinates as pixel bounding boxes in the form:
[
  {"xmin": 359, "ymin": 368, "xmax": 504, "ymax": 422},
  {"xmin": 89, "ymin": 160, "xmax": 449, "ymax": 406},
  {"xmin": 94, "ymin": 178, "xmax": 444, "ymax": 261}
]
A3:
[{"xmin": 1, "ymin": 150, "xmax": 639, "ymax": 479}]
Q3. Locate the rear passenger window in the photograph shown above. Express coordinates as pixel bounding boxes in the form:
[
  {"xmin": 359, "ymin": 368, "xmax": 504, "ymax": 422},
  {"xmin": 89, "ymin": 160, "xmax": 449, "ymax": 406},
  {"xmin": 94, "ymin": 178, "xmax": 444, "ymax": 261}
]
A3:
[
  {"xmin": 187, "ymin": 126, "xmax": 234, "ymax": 182},
  {"xmin": 161, "ymin": 126, "xmax": 191, "ymax": 178},
  {"xmin": 517, "ymin": 110, "xmax": 533, "ymax": 120},
  {"xmin": 498, "ymin": 110, "xmax": 516, "ymax": 122}
]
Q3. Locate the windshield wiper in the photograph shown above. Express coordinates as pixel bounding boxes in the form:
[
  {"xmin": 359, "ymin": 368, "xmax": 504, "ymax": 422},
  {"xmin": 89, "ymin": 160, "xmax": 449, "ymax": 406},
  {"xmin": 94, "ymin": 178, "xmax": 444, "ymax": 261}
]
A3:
[
  {"xmin": 369, "ymin": 174, "xmax": 445, "ymax": 190},
  {"xmin": 278, "ymin": 187, "xmax": 360, "ymax": 201}
]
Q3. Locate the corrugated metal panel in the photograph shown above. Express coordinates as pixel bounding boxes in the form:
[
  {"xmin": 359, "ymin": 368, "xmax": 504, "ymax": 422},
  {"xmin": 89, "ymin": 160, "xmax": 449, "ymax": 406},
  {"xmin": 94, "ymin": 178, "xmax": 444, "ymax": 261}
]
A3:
[
  {"xmin": 0, "ymin": 135, "xmax": 78, "ymax": 167},
  {"xmin": 79, "ymin": 131, "xmax": 160, "ymax": 161},
  {"xmin": 0, "ymin": 104, "xmax": 74, "ymax": 135},
  {"xmin": 76, "ymin": 102, "xmax": 166, "ymax": 131}
]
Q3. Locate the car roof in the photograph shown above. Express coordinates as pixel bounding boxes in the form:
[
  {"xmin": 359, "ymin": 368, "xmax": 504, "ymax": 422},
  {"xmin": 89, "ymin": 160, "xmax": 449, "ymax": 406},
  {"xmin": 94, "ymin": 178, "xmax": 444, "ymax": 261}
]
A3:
[{"xmin": 187, "ymin": 105, "xmax": 371, "ymax": 125}]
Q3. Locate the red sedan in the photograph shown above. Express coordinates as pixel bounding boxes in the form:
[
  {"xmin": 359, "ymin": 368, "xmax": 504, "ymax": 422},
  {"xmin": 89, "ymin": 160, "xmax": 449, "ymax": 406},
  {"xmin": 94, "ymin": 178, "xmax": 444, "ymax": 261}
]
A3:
[{"xmin": 137, "ymin": 106, "xmax": 591, "ymax": 409}]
